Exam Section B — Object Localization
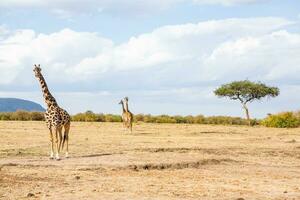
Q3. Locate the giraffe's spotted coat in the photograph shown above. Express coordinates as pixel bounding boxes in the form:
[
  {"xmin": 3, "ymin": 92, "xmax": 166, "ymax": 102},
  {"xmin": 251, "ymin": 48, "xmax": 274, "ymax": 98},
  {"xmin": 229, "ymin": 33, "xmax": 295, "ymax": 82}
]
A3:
[
  {"xmin": 119, "ymin": 97, "xmax": 133, "ymax": 132},
  {"xmin": 33, "ymin": 64, "xmax": 71, "ymax": 160}
]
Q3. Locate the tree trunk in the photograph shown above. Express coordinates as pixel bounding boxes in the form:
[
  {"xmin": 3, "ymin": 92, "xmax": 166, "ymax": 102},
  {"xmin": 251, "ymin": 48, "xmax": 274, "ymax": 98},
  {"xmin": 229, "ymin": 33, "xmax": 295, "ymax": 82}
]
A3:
[{"xmin": 242, "ymin": 103, "xmax": 251, "ymax": 126}]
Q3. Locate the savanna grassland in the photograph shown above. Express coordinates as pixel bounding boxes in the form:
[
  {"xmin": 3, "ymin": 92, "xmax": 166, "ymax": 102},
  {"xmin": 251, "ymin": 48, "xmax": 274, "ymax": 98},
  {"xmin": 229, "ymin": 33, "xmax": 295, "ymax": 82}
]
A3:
[{"xmin": 1, "ymin": 121, "xmax": 300, "ymax": 200}]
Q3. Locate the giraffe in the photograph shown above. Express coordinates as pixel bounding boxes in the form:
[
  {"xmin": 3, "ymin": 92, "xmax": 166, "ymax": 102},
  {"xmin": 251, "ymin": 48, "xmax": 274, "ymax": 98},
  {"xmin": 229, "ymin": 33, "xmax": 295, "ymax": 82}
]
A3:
[
  {"xmin": 33, "ymin": 64, "xmax": 71, "ymax": 160},
  {"xmin": 119, "ymin": 97, "xmax": 133, "ymax": 132}
]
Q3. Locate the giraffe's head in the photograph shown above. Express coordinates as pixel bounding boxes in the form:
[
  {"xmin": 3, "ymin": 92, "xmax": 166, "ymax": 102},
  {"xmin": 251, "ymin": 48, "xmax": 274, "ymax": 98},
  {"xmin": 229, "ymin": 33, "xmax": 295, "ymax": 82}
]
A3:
[
  {"xmin": 124, "ymin": 97, "xmax": 129, "ymax": 102},
  {"xmin": 33, "ymin": 64, "xmax": 42, "ymax": 78}
]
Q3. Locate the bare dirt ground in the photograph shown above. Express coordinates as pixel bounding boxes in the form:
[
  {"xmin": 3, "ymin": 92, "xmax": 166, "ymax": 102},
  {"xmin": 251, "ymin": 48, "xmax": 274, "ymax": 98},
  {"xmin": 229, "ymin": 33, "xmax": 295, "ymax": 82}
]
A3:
[{"xmin": 0, "ymin": 121, "xmax": 300, "ymax": 200}]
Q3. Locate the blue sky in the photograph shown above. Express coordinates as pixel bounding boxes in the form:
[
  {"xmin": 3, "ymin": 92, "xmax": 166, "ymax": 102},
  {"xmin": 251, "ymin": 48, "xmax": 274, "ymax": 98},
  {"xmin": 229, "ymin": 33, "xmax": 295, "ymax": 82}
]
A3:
[{"xmin": 0, "ymin": 0, "xmax": 300, "ymax": 118}]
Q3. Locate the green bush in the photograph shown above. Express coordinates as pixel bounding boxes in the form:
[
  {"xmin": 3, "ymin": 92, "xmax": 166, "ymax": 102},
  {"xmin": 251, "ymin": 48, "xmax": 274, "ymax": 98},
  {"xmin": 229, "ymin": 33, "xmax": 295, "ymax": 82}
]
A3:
[
  {"xmin": 72, "ymin": 113, "xmax": 85, "ymax": 121},
  {"xmin": 0, "ymin": 110, "xmax": 45, "ymax": 121},
  {"xmin": 294, "ymin": 111, "xmax": 300, "ymax": 121},
  {"xmin": 0, "ymin": 110, "xmax": 44, "ymax": 121},
  {"xmin": 204, "ymin": 116, "xmax": 249, "ymax": 125},
  {"xmin": 262, "ymin": 112, "xmax": 300, "ymax": 128},
  {"xmin": 134, "ymin": 114, "xmax": 144, "ymax": 122},
  {"xmin": 154, "ymin": 115, "xmax": 176, "ymax": 123},
  {"xmin": 143, "ymin": 114, "xmax": 156, "ymax": 123},
  {"xmin": 193, "ymin": 115, "xmax": 206, "ymax": 124},
  {"xmin": 104, "ymin": 114, "xmax": 122, "ymax": 122},
  {"xmin": 72, "ymin": 111, "xmax": 105, "ymax": 122},
  {"xmin": 0, "ymin": 112, "xmax": 11, "ymax": 120},
  {"xmin": 30, "ymin": 111, "xmax": 45, "ymax": 121},
  {"xmin": 10, "ymin": 110, "xmax": 31, "ymax": 121}
]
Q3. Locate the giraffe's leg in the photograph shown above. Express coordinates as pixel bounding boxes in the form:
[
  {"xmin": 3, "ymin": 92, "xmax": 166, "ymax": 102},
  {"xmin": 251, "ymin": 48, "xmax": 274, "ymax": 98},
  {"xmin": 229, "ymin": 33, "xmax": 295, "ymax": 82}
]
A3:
[
  {"xmin": 49, "ymin": 127, "xmax": 54, "ymax": 159},
  {"xmin": 63, "ymin": 122, "xmax": 70, "ymax": 158},
  {"xmin": 122, "ymin": 121, "xmax": 126, "ymax": 131},
  {"xmin": 127, "ymin": 121, "xmax": 131, "ymax": 133},
  {"xmin": 126, "ymin": 124, "xmax": 129, "ymax": 133},
  {"xmin": 58, "ymin": 127, "xmax": 63, "ymax": 153},
  {"xmin": 54, "ymin": 127, "xmax": 60, "ymax": 160},
  {"xmin": 65, "ymin": 133, "xmax": 69, "ymax": 158},
  {"xmin": 126, "ymin": 119, "xmax": 130, "ymax": 133},
  {"xmin": 124, "ymin": 122, "xmax": 127, "ymax": 132}
]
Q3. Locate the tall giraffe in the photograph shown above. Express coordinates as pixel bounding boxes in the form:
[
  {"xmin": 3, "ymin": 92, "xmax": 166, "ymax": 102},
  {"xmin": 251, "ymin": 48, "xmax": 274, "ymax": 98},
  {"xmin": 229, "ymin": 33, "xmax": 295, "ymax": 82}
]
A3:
[
  {"xmin": 33, "ymin": 64, "xmax": 70, "ymax": 160},
  {"xmin": 119, "ymin": 97, "xmax": 133, "ymax": 132}
]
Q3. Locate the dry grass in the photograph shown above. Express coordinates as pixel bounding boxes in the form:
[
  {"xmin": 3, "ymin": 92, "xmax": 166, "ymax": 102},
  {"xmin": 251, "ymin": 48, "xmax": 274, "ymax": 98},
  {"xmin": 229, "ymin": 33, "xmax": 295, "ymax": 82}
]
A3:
[{"xmin": 1, "ymin": 121, "xmax": 300, "ymax": 199}]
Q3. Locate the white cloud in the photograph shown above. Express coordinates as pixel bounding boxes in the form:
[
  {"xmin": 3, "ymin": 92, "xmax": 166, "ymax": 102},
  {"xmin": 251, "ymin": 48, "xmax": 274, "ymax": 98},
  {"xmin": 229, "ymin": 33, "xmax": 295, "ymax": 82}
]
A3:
[
  {"xmin": 70, "ymin": 17, "xmax": 294, "ymax": 79},
  {"xmin": 0, "ymin": 17, "xmax": 298, "ymax": 89},
  {"xmin": 202, "ymin": 30, "xmax": 300, "ymax": 82},
  {"xmin": 0, "ymin": 28, "xmax": 112, "ymax": 84},
  {"xmin": 0, "ymin": 25, "xmax": 10, "ymax": 40}
]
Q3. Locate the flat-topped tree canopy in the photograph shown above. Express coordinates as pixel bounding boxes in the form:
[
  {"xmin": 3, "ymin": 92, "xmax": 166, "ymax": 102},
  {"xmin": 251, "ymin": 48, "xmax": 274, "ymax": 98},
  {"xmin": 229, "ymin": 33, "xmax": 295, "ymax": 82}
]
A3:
[{"xmin": 214, "ymin": 80, "xmax": 280, "ymax": 124}]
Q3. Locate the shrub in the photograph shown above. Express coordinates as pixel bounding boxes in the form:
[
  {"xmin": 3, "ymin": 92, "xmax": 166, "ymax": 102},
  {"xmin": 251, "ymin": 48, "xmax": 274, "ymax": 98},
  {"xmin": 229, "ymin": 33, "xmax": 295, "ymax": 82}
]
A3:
[
  {"xmin": 30, "ymin": 112, "xmax": 45, "ymax": 121},
  {"xmin": 10, "ymin": 110, "xmax": 31, "ymax": 121},
  {"xmin": 134, "ymin": 114, "xmax": 145, "ymax": 122},
  {"xmin": 72, "ymin": 111, "xmax": 105, "ymax": 122},
  {"xmin": 143, "ymin": 114, "xmax": 156, "ymax": 123},
  {"xmin": 193, "ymin": 115, "xmax": 206, "ymax": 124},
  {"xmin": 294, "ymin": 111, "xmax": 300, "ymax": 121},
  {"xmin": 154, "ymin": 115, "xmax": 176, "ymax": 123},
  {"xmin": 72, "ymin": 113, "xmax": 86, "ymax": 121},
  {"xmin": 105, "ymin": 114, "xmax": 122, "ymax": 122},
  {"xmin": 262, "ymin": 112, "xmax": 300, "ymax": 128},
  {"xmin": 173, "ymin": 115, "xmax": 187, "ymax": 123},
  {"xmin": 204, "ymin": 116, "xmax": 249, "ymax": 125},
  {"xmin": 0, "ymin": 112, "xmax": 11, "ymax": 120}
]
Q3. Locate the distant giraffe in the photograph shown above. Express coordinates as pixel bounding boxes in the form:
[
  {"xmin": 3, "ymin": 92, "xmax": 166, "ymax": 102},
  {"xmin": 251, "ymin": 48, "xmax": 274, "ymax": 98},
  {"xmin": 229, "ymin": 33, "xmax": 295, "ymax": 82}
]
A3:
[
  {"xmin": 119, "ymin": 97, "xmax": 133, "ymax": 132},
  {"xmin": 33, "ymin": 64, "xmax": 70, "ymax": 160}
]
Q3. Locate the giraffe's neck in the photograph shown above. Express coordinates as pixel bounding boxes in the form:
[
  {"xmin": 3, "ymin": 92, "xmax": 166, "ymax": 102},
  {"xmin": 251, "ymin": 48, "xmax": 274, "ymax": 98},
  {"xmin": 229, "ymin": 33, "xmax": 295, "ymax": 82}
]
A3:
[
  {"xmin": 36, "ymin": 74, "xmax": 58, "ymax": 108},
  {"xmin": 121, "ymin": 102, "xmax": 126, "ymax": 113},
  {"xmin": 124, "ymin": 101, "xmax": 129, "ymax": 112}
]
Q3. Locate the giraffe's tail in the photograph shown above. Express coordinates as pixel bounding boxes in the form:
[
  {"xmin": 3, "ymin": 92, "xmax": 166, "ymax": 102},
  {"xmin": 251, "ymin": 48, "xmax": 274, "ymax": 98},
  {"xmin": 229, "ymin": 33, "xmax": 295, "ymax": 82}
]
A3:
[
  {"xmin": 62, "ymin": 122, "xmax": 70, "ymax": 150},
  {"xmin": 62, "ymin": 133, "xmax": 67, "ymax": 150}
]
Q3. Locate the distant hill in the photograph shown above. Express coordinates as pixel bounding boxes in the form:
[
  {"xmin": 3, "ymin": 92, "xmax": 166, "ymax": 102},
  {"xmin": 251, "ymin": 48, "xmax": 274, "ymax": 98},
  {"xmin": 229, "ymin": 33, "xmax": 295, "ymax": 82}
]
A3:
[{"xmin": 0, "ymin": 98, "xmax": 45, "ymax": 112}]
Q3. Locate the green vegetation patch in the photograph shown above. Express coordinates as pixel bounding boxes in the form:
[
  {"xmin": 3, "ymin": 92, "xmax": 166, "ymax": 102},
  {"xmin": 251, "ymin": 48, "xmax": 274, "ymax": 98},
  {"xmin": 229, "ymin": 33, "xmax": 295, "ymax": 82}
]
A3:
[{"xmin": 262, "ymin": 112, "xmax": 300, "ymax": 128}]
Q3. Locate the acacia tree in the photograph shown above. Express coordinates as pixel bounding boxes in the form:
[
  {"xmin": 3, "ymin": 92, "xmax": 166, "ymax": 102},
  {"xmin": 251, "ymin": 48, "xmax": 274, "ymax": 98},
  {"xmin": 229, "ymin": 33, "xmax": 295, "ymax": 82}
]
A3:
[{"xmin": 214, "ymin": 80, "xmax": 279, "ymax": 125}]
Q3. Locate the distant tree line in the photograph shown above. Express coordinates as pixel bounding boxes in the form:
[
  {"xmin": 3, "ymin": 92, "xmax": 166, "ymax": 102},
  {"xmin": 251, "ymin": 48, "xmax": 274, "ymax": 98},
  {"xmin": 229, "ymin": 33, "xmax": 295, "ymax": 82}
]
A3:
[
  {"xmin": 0, "ymin": 110, "xmax": 255, "ymax": 125},
  {"xmin": 1, "ymin": 110, "xmax": 299, "ymax": 128},
  {"xmin": 0, "ymin": 110, "xmax": 44, "ymax": 121}
]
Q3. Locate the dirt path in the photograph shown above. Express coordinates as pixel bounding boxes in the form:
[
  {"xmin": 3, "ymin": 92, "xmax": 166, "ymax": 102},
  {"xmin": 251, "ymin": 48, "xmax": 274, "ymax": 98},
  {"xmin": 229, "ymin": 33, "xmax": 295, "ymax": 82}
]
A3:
[{"xmin": 1, "ymin": 121, "xmax": 300, "ymax": 199}]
